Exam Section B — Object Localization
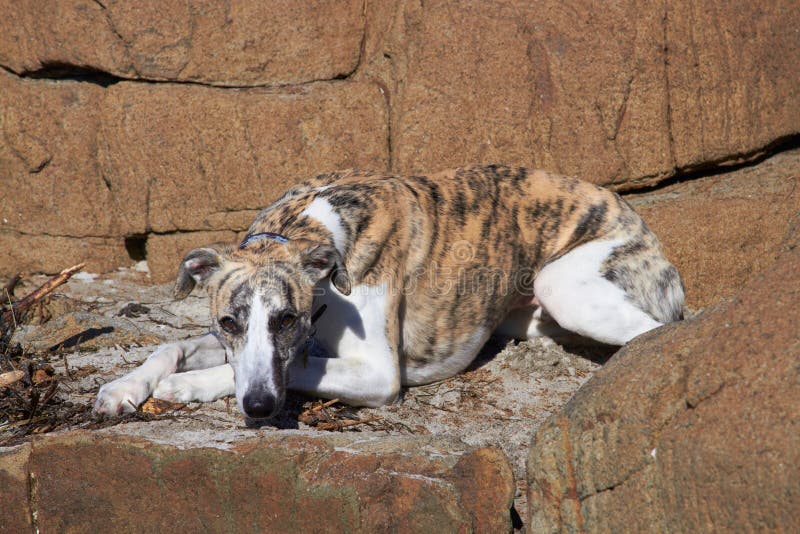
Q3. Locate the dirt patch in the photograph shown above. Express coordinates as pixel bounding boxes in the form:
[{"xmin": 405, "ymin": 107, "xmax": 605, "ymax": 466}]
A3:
[{"xmin": 1, "ymin": 266, "xmax": 614, "ymax": 527}]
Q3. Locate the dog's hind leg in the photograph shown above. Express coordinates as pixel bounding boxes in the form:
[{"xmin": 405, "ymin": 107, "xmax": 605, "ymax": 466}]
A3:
[
  {"xmin": 495, "ymin": 305, "xmax": 572, "ymax": 340},
  {"xmin": 495, "ymin": 306, "xmax": 616, "ymax": 346},
  {"xmin": 93, "ymin": 333, "xmax": 228, "ymax": 415},
  {"xmin": 153, "ymin": 364, "xmax": 235, "ymax": 403},
  {"xmin": 533, "ymin": 240, "xmax": 664, "ymax": 345}
]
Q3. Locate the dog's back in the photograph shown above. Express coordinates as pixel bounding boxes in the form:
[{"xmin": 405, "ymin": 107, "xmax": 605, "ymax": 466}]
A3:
[{"xmin": 247, "ymin": 165, "xmax": 684, "ymax": 379}]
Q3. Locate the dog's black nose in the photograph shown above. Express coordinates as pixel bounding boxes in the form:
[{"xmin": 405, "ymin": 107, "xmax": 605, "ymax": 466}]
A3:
[{"xmin": 242, "ymin": 392, "xmax": 276, "ymax": 419}]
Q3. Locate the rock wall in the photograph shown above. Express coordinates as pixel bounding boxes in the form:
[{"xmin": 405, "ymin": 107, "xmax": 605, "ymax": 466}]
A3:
[{"xmin": 1, "ymin": 0, "xmax": 799, "ymax": 283}]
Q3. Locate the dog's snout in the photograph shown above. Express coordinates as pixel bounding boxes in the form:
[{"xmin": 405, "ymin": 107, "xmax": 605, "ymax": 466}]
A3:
[{"xmin": 242, "ymin": 390, "xmax": 277, "ymax": 419}]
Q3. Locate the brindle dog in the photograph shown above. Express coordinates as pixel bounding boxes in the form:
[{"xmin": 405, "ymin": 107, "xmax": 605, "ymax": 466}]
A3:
[{"xmin": 94, "ymin": 166, "xmax": 684, "ymax": 420}]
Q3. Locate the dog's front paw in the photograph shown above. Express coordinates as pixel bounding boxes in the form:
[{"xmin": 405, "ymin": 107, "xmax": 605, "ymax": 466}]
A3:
[
  {"xmin": 93, "ymin": 378, "xmax": 149, "ymax": 416},
  {"xmin": 153, "ymin": 374, "xmax": 202, "ymax": 403}
]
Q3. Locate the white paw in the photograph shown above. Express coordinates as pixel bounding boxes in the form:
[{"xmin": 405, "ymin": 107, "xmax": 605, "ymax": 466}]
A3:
[
  {"xmin": 153, "ymin": 374, "xmax": 201, "ymax": 403},
  {"xmin": 93, "ymin": 378, "xmax": 149, "ymax": 416}
]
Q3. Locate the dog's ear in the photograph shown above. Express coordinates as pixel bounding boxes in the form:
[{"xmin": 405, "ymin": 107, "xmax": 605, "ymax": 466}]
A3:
[
  {"xmin": 174, "ymin": 247, "xmax": 224, "ymax": 300},
  {"xmin": 299, "ymin": 243, "xmax": 352, "ymax": 295}
]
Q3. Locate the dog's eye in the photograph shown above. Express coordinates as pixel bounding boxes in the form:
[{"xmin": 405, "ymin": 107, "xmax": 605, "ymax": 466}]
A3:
[
  {"xmin": 279, "ymin": 312, "xmax": 297, "ymax": 330},
  {"xmin": 219, "ymin": 316, "xmax": 240, "ymax": 335}
]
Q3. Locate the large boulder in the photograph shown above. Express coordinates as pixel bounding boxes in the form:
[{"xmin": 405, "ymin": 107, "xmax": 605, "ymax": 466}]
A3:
[
  {"xmin": 526, "ymin": 227, "xmax": 800, "ymax": 531},
  {"xmin": 1, "ymin": 431, "xmax": 514, "ymax": 533}
]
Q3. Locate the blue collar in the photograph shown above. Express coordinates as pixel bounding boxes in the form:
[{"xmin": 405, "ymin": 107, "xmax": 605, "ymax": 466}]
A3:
[{"xmin": 238, "ymin": 232, "xmax": 289, "ymax": 249}]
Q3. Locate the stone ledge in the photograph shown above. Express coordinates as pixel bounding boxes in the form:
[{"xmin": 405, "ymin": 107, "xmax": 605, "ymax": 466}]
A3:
[{"xmin": 1, "ymin": 431, "xmax": 515, "ymax": 533}]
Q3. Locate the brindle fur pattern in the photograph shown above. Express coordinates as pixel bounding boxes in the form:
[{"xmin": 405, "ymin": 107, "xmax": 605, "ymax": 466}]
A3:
[{"xmin": 210, "ymin": 165, "xmax": 681, "ymax": 373}]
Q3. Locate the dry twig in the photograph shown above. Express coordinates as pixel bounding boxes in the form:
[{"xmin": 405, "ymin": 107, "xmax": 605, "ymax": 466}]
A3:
[
  {"xmin": 139, "ymin": 397, "xmax": 186, "ymax": 415},
  {"xmin": 1, "ymin": 263, "xmax": 84, "ymax": 327},
  {"xmin": 298, "ymin": 398, "xmax": 381, "ymax": 431},
  {"xmin": 315, "ymin": 417, "xmax": 381, "ymax": 431}
]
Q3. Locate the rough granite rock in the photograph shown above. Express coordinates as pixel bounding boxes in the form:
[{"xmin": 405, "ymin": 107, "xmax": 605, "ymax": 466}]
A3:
[
  {"xmin": 0, "ymin": 72, "xmax": 110, "ymax": 238},
  {"xmin": 0, "ymin": 233, "xmax": 130, "ymax": 275},
  {"xmin": 359, "ymin": 0, "xmax": 800, "ymax": 188},
  {"xmin": 102, "ymin": 81, "xmax": 388, "ymax": 234},
  {"xmin": 364, "ymin": 1, "xmax": 670, "ymax": 185},
  {"xmin": 1, "ymin": 432, "xmax": 514, "ymax": 533},
  {"xmin": 665, "ymin": 0, "xmax": 800, "ymax": 170},
  {"xmin": 0, "ymin": 0, "xmax": 364, "ymax": 86},
  {"xmin": 0, "ymin": 69, "xmax": 388, "ymax": 276},
  {"xmin": 526, "ymin": 230, "xmax": 800, "ymax": 532},
  {"xmin": 626, "ymin": 148, "xmax": 800, "ymax": 308},
  {"xmin": 0, "ymin": 444, "xmax": 31, "ymax": 533}
]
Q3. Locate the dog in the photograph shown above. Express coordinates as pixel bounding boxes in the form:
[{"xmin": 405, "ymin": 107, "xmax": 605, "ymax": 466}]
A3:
[{"xmin": 94, "ymin": 165, "xmax": 684, "ymax": 419}]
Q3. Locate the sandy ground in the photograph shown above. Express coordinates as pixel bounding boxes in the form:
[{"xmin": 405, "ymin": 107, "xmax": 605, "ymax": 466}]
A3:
[{"xmin": 4, "ymin": 264, "xmax": 615, "ymax": 526}]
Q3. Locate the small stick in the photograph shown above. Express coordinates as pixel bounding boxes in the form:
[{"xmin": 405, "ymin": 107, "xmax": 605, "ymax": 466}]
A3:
[
  {"xmin": 298, "ymin": 398, "xmax": 345, "ymax": 426},
  {"xmin": 303, "ymin": 398, "xmax": 339, "ymax": 413},
  {"xmin": 27, "ymin": 390, "xmax": 40, "ymax": 425},
  {"xmin": 62, "ymin": 352, "xmax": 74, "ymax": 380},
  {"xmin": 3, "ymin": 415, "xmax": 49, "ymax": 429},
  {"xmin": 300, "ymin": 398, "xmax": 340, "ymax": 415},
  {"xmin": 316, "ymin": 416, "xmax": 381, "ymax": 431},
  {"xmin": 4, "ymin": 288, "xmax": 17, "ymax": 330},
  {"xmin": 314, "ymin": 398, "xmax": 340, "ymax": 410},
  {"xmin": 1, "ymin": 263, "xmax": 85, "ymax": 326},
  {"xmin": 40, "ymin": 380, "xmax": 60, "ymax": 405}
]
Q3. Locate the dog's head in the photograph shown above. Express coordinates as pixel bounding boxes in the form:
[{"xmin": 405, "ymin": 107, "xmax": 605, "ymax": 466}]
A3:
[{"xmin": 174, "ymin": 235, "xmax": 351, "ymax": 420}]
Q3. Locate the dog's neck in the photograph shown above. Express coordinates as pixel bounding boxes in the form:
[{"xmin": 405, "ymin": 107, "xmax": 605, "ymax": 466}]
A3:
[
  {"xmin": 238, "ymin": 232, "xmax": 290, "ymax": 249},
  {"xmin": 249, "ymin": 205, "xmax": 349, "ymax": 259}
]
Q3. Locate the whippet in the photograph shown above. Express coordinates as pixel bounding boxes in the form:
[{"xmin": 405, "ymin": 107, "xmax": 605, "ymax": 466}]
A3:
[{"xmin": 94, "ymin": 166, "xmax": 684, "ymax": 420}]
